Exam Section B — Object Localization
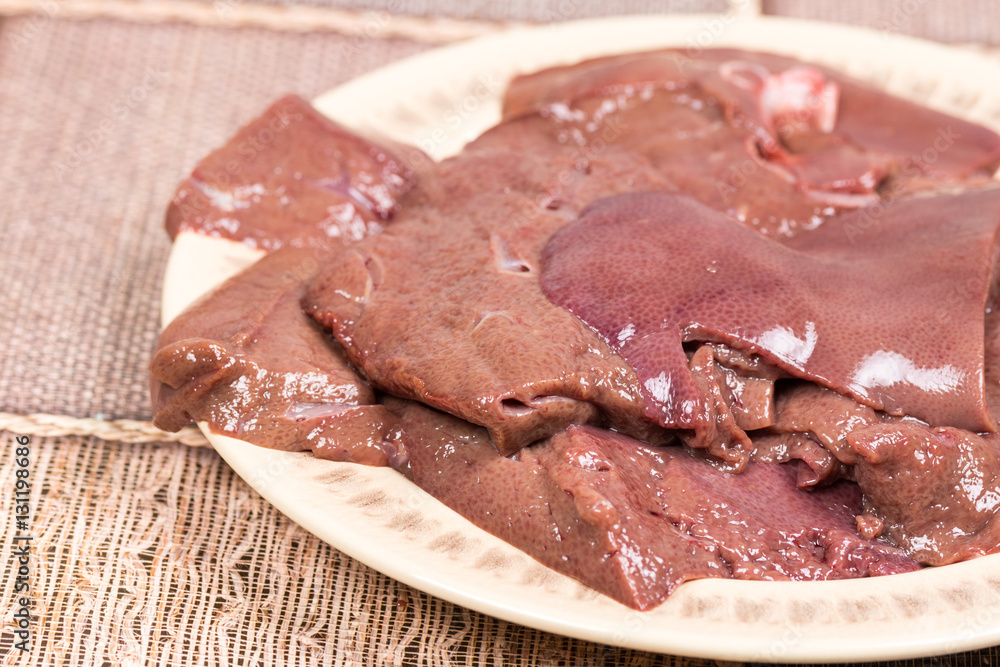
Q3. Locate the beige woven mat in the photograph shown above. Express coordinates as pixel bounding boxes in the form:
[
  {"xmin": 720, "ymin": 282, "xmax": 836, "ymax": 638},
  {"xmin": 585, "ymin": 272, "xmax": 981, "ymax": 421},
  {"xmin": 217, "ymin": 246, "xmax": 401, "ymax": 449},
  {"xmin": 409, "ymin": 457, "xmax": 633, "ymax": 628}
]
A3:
[{"xmin": 1, "ymin": 1, "xmax": 1000, "ymax": 665}]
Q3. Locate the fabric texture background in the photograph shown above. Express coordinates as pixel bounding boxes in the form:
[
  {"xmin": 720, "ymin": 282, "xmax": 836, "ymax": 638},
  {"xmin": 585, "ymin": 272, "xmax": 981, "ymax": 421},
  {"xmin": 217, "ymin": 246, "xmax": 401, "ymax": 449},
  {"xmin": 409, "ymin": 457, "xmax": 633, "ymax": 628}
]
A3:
[
  {"xmin": 763, "ymin": 0, "xmax": 1000, "ymax": 46},
  {"xmin": 227, "ymin": 0, "xmax": 734, "ymax": 20},
  {"xmin": 0, "ymin": 1, "xmax": 999, "ymax": 665}
]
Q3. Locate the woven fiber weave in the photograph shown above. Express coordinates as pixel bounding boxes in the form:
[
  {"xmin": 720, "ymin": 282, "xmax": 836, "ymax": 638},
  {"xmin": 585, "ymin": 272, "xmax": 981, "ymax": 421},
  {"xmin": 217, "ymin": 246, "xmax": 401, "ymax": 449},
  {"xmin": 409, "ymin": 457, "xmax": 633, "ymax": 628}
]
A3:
[
  {"xmin": 763, "ymin": 0, "xmax": 1000, "ymax": 45},
  {"xmin": 2, "ymin": 2, "xmax": 1000, "ymax": 665}
]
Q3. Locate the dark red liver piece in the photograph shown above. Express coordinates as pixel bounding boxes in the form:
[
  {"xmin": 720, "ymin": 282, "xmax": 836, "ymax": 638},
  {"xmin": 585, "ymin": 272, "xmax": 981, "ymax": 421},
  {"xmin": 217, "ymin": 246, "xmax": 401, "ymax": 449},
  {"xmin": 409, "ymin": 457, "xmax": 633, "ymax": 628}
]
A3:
[
  {"xmin": 165, "ymin": 94, "xmax": 421, "ymax": 251},
  {"xmin": 397, "ymin": 401, "xmax": 918, "ymax": 610},
  {"xmin": 849, "ymin": 422, "xmax": 1000, "ymax": 565},
  {"xmin": 304, "ymin": 143, "xmax": 673, "ymax": 456},
  {"xmin": 541, "ymin": 188, "xmax": 1000, "ymax": 433},
  {"xmin": 504, "ymin": 48, "xmax": 1000, "ymax": 181},
  {"xmin": 150, "ymin": 247, "xmax": 403, "ymax": 468},
  {"xmin": 504, "ymin": 48, "xmax": 1000, "ymax": 237}
]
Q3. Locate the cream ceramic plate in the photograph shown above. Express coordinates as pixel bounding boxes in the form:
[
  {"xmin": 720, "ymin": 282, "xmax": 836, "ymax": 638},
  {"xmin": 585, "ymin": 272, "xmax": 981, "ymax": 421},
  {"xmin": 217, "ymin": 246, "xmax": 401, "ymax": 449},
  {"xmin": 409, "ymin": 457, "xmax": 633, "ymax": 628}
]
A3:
[{"xmin": 162, "ymin": 16, "xmax": 1000, "ymax": 662}]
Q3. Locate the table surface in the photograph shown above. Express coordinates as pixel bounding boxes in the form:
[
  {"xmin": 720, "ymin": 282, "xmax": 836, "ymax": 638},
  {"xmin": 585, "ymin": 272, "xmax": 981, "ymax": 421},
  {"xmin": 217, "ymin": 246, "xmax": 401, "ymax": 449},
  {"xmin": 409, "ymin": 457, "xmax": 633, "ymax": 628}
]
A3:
[{"xmin": 1, "ymin": 1, "xmax": 999, "ymax": 665}]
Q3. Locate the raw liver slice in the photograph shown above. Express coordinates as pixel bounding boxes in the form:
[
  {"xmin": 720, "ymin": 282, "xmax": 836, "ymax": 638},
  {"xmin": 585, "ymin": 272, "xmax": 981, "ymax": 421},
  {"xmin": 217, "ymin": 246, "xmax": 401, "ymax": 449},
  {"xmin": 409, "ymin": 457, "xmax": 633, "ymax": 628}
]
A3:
[
  {"xmin": 504, "ymin": 48, "xmax": 1000, "ymax": 182},
  {"xmin": 505, "ymin": 55, "xmax": 843, "ymax": 238},
  {"xmin": 166, "ymin": 94, "xmax": 421, "ymax": 251},
  {"xmin": 305, "ymin": 145, "xmax": 674, "ymax": 455},
  {"xmin": 771, "ymin": 382, "xmax": 878, "ymax": 467},
  {"xmin": 503, "ymin": 48, "xmax": 1000, "ymax": 237},
  {"xmin": 750, "ymin": 382, "xmax": 882, "ymax": 487},
  {"xmin": 849, "ymin": 422, "xmax": 1000, "ymax": 565},
  {"xmin": 150, "ymin": 247, "xmax": 402, "ymax": 467},
  {"xmin": 678, "ymin": 344, "xmax": 774, "ymax": 470},
  {"xmin": 752, "ymin": 432, "xmax": 844, "ymax": 488},
  {"xmin": 396, "ymin": 400, "xmax": 919, "ymax": 610},
  {"xmin": 541, "ymin": 188, "xmax": 1000, "ymax": 433}
]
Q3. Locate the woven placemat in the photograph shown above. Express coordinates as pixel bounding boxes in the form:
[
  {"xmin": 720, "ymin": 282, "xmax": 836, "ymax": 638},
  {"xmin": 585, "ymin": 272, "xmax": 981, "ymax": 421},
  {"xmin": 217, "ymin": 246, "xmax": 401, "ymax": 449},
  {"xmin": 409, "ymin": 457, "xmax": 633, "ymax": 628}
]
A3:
[
  {"xmin": 763, "ymin": 0, "xmax": 1000, "ymax": 45},
  {"xmin": 1, "ymin": 2, "xmax": 999, "ymax": 665}
]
